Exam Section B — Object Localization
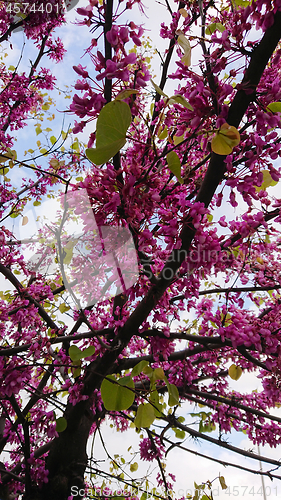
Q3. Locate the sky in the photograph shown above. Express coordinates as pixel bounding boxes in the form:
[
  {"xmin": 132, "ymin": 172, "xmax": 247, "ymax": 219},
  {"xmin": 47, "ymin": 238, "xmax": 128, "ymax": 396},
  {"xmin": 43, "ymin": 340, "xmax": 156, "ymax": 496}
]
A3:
[{"xmin": 2, "ymin": 1, "xmax": 281, "ymax": 499}]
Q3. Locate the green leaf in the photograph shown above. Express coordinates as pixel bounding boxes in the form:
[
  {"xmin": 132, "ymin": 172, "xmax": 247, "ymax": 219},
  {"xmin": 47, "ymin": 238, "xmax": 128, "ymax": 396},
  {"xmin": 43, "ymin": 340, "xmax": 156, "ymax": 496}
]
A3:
[
  {"xmin": 172, "ymin": 428, "xmax": 185, "ymax": 439},
  {"xmin": 233, "ymin": 0, "xmax": 250, "ymax": 6},
  {"xmin": 56, "ymin": 417, "xmax": 67, "ymax": 432},
  {"xmin": 150, "ymin": 79, "xmax": 168, "ymax": 98},
  {"xmin": 219, "ymin": 476, "xmax": 227, "ymax": 490},
  {"xmin": 69, "ymin": 345, "xmax": 95, "ymax": 361},
  {"xmin": 169, "ymin": 94, "xmax": 193, "ymax": 110},
  {"xmin": 167, "ymin": 151, "xmax": 183, "ymax": 184},
  {"xmin": 50, "ymin": 135, "xmax": 57, "ymax": 145},
  {"xmin": 177, "ymin": 32, "xmax": 191, "ymax": 66},
  {"xmin": 130, "ymin": 462, "xmax": 138, "ymax": 472},
  {"xmin": 86, "ymin": 142, "xmax": 126, "ymax": 165},
  {"xmin": 80, "ymin": 346, "xmax": 95, "ymax": 359},
  {"xmin": 149, "ymin": 389, "xmax": 163, "ymax": 418},
  {"xmin": 157, "ymin": 125, "xmax": 168, "ymax": 140},
  {"xmin": 267, "ymin": 102, "xmax": 281, "ymax": 113},
  {"xmin": 174, "ymin": 133, "xmax": 185, "ymax": 146},
  {"xmin": 115, "ymin": 89, "xmax": 139, "ymax": 100},
  {"xmin": 35, "ymin": 126, "xmax": 42, "ymax": 136},
  {"xmin": 153, "ymin": 367, "xmax": 165, "ymax": 380},
  {"xmin": 101, "ymin": 375, "xmax": 135, "ymax": 411},
  {"xmin": 206, "ymin": 23, "xmax": 225, "ymax": 35},
  {"xmin": 134, "ymin": 403, "xmax": 155, "ymax": 428},
  {"xmin": 131, "ymin": 360, "xmax": 149, "ymax": 377},
  {"xmin": 69, "ymin": 345, "xmax": 82, "ymax": 362},
  {"xmin": 211, "ymin": 123, "xmax": 240, "ymax": 155},
  {"xmin": 255, "ymin": 169, "xmax": 278, "ymax": 192},
  {"xmin": 166, "ymin": 382, "xmax": 179, "ymax": 406},
  {"xmin": 228, "ymin": 364, "xmax": 242, "ymax": 381},
  {"xmin": 142, "ymin": 365, "xmax": 154, "ymax": 377},
  {"xmin": 73, "ymin": 367, "xmax": 81, "ymax": 378},
  {"xmin": 86, "ymin": 100, "xmax": 131, "ymax": 165},
  {"xmin": 59, "ymin": 303, "xmax": 70, "ymax": 314}
]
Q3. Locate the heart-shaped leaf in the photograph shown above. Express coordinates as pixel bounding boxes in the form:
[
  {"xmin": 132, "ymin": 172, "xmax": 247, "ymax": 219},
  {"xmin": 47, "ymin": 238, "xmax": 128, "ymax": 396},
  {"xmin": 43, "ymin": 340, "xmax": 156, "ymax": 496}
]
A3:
[
  {"xmin": 86, "ymin": 100, "xmax": 131, "ymax": 165},
  {"xmin": 101, "ymin": 375, "xmax": 135, "ymax": 411},
  {"xmin": 134, "ymin": 403, "xmax": 155, "ymax": 428},
  {"xmin": 167, "ymin": 151, "xmax": 184, "ymax": 184},
  {"xmin": 267, "ymin": 102, "xmax": 281, "ymax": 113},
  {"xmin": 211, "ymin": 123, "xmax": 240, "ymax": 155},
  {"xmin": 228, "ymin": 364, "xmax": 242, "ymax": 381}
]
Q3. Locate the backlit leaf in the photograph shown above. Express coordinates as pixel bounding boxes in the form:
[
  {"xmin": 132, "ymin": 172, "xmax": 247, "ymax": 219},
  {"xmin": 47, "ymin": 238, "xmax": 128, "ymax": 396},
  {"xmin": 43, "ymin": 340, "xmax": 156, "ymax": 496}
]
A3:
[
  {"xmin": 86, "ymin": 100, "xmax": 131, "ymax": 165},
  {"xmin": 115, "ymin": 89, "xmax": 139, "ymax": 100},
  {"xmin": 166, "ymin": 381, "xmax": 179, "ymax": 406},
  {"xmin": 131, "ymin": 360, "xmax": 149, "ymax": 377},
  {"xmin": 206, "ymin": 23, "xmax": 225, "ymax": 35},
  {"xmin": 219, "ymin": 476, "xmax": 227, "ymax": 490},
  {"xmin": 169, "ymin": 94, "xmax": 193, "ymax": 110},
  {"xmin": 211, "ymin": 123, "xmax": 240, "ymax": 155},
  {"xmin": 255, "ymin": 169, "xmax": 278, "ymax": 192},
  {"xmin": 177, "ymin": 31, "xmax": 191, "ymax": 66},
  {"xmin": 267, "ymin": 102, "xmax": 281, "ymax": 113},
  {"xmin": 80, "ymin": 346, "xmax": 95, "ymax": 359},
  {"xmin": 86, "ymin": 142, "xmax": 126, "ymax": 165},
  {"xmin": 150, "ymin": 79, "xmax": 168, "ymax": 98},
  {"xmin": 134, "ymin": 403, "xmax": 155, "ymax": 428},
  {"xmin": 167, "ymin": 151, "xmax": 183, "ymax": 184},
  {"xmin": 228, "ymin": 364, "xmax": 242, "ymax": 381},
  {"xmin": 22, "ymin": 216, "xmax": 28, "ymax": 226},
  {"xmin": 69, "ymin": 346, "xmax": 82, "ymax": 362},
  {"xmin": 130, "ymin": 462, "xmax": 138, "ymax": 472},
  {"xmin": 101, "ymin": 375, "xmax": 135, "ymax": 411}
]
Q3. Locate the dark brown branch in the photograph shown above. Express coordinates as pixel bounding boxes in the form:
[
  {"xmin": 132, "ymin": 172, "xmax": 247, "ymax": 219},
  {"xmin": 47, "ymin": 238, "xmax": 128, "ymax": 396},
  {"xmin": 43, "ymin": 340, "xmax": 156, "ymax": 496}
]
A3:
[{"xmin": 168, "ymin": 415, "xmax": 281, "ymax": 468}]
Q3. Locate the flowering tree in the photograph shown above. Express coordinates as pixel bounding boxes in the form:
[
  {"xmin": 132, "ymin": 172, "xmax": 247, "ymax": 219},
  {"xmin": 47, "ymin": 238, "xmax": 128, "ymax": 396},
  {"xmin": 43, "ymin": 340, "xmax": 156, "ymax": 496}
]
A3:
[{"xmin": 2, "ymin": 0, "xmax": 281, "ymax": 499}]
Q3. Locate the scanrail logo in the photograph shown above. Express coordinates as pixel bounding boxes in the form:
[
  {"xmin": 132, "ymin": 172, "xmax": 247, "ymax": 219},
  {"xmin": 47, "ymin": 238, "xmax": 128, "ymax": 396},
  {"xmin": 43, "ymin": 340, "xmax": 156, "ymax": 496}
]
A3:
[
  {"xmin": 18, "ymin": 189, "xmax": 139, "ymax": 309},
  {"xmin": 3, "ymin": 0, "xmax": 80, "ymax": 31}
]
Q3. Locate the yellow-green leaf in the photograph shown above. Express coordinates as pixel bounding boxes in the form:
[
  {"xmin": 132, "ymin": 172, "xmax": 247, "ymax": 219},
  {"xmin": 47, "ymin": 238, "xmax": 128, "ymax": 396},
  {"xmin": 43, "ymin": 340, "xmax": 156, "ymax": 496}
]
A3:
[
  {"xmin": 228, "ymin": 364, "xmax": 242, "ymax": 381},
  {"xmin": 169, "ymin": 94, "xmax": 193, "ymax": 110},
  {"xmin": 59, "ymin": 303, "xmax": 70, "ymax": 314},
  {"xmin": 211, "ymin": 123, "xmax": 240, "ymax": 155},
  {"xmin": 130, "ymin": 462, "xmax": 138, "ymax": 472},
  {"xmin": 131, "ymin": 361, "xmax": 149, "ymax": 377},
  {"xmin": 255, "ymin": 170, "xmax": 278, "ymax": 192},
  {"xmin": 69, "ymin": 345, "xmax": 82, "ymax": 362},
  {"xmin": 206, "ymin": 23, "xmax": 225, "ymax": 35},
  {"xmin": 134, "ymin": 403, "xmax": 155, "ymax": 428},
  {"xmin": 115, "ymin": 89, "xmax": 139, "ymax": 100},
  {"xmin": 177, "ymin": 31, "xmax": 191, "ymax": 66},
  {"xmin": 267, "ymin": 102, "xmax": 281, "ymax": 113},
  {"xmin": 157, "ymin": 125, "xmax": 168, "ymax": 140},
  {"xmin": 86, "ymin": 100, "xmax": 131, "ymax": 165},
  {"xmin": 219, "ymin": 476, "xmax": 227, "ymax": 490},
  {"xmin": 150, "ymin": 79, "xmax": 168, "ymax": 98},
  {"xmin": 167, "ymin": 382, "xmax": 179, "ymax": 406},
  {"xmin": 101, "ymin": 375, "xmax": 135, "ymax": 411},
  {"xmin": 174, "ymin": 134, "xmax": 185, "ymax": 146},
  {"xmin": 167, "ymin": 151, "xmax": 183, "ymax": 184}
]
